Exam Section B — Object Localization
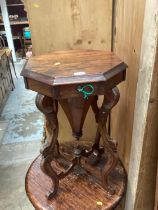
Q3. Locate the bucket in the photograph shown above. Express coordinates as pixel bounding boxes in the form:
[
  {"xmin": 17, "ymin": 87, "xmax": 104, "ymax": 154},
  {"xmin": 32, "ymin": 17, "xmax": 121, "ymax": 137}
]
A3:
[{"xmin": 23, "ymin": 28, "xmax": 31, "ymax": 39}]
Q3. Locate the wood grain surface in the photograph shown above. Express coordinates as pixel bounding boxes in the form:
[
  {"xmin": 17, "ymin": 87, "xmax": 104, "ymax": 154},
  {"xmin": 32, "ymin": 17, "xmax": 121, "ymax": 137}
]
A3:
[
  {"xmin": 21, "ymin": 50, "xmax": 126, "ymax": 86},
  {"xmin": 111, "ymin": 0, "xmax": 146, "ymax": 170},
  {"xmin": 26, "ymin": 141, "xmax": 127, "ymax": 210},
  {"xmin": 21, "ymin": 50, "xmax": 126, "ymax": 100},
  {"xmin": 23, "ymin": 0, "xmax": 112, "ymax": 55},
  {"xmin": 125, "ymin": 1, "xmax": 158, "ymax": 209}
]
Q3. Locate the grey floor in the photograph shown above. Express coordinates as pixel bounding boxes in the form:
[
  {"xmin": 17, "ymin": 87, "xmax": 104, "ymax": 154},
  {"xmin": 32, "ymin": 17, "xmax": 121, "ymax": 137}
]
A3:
[
  {"xmin": 1, "ymin": 60, "xmax": 43, "ymax": 145},
  {"xmin": 0, "ymin": 60, "xmax": 42, "ymax": 210}
]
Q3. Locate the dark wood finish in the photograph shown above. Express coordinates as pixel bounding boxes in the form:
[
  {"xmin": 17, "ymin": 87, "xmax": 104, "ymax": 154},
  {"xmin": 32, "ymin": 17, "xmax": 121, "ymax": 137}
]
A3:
[
  {"xmin": 21, "ymin": 50, "xmax": 127, "ymax": 209},
  {"xmin": 35, "ymin": 88, "xmax": 121, "ymax": 199},
  {"xmin": 0, "ymin": 50, "xmax": 14, "ymax": 113},
  {"xmin": 98, "ymin": 87, "xmax": 120, "ymax": 194},
  {"xmin": 22, "ymin": 50, "xmax": 126, "ymax": 86},
  {"xmin": 21, "ymin": 50, "xmax": 126, "ymax": 99},
  {"xmin": 59, "ymin": 96, "xmax": 94, "ymax": 139},
  {"xmin": 35, "ymin": 94, "xmax": 59, "ymax": 199},
  {"xmin": 26, "ymin": 147, "xmax": 127, "ymax": 210}
]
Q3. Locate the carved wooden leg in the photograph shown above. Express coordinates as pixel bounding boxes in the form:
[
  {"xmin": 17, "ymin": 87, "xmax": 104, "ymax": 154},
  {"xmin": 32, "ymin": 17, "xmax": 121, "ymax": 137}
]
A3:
[
  {"xmin": 98, "ymin": 87, "xmax": 120, "ymax": 194},
  {"xmin": 91, "ymin": 95, "xmax": 99, "ymax": 123},
  {"xmin": 35, "ymin": 94, "xmax": 59, "ymax": 199},
  {"xmin": 85, "ymin": 96, "xmax": 104, "ymax": 165}
]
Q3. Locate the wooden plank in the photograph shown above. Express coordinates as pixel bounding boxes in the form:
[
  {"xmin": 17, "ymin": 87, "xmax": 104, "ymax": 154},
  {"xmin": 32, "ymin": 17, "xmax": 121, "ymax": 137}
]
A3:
[
  {"xmin": 7, "ymin": 4, "xmax": 24, "ymax": 6},
  {"xmin": 0, "ymin": 21, "xmax": 29, "ymax": 25},
  {"xmin": 111, "ymin": 0, "xmax": 146, "ymax": 170},
  {"xmin": 155, "ymin": 163, "xmax": 158, "ymax": 210},
  {"xmin": 24, "ymin": 0, "xmax": 112, "ymax": 55},
  {"xmin": 125, "ymin": 0, "xmax": 158, "ymax": 209}
]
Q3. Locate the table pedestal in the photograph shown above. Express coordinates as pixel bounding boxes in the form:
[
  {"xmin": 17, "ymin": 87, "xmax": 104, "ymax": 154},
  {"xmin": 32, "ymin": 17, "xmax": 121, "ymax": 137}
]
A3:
[{"xmin": 31, "ymin": 87, "xmax": 126, "ymax": 201}]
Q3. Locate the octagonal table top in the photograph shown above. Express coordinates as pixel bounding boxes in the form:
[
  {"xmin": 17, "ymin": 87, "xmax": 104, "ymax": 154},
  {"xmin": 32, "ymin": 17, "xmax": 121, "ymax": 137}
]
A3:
[{"xmin": 21, "ymin": 49, "xmax": 127, "ymax": 86}]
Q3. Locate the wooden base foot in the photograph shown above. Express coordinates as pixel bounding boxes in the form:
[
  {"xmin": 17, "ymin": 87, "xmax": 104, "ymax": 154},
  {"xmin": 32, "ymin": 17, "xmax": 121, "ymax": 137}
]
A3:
[{"xmin": 25, "ymin": 141, "xmax": 127, "ymax": 210}]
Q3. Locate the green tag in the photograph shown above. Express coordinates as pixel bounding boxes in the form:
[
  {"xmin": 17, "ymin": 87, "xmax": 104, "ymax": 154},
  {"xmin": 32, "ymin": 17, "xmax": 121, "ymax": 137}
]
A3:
[{"xmin": 77, "ymin": 84, "xmax": 94, "ymax": 99}]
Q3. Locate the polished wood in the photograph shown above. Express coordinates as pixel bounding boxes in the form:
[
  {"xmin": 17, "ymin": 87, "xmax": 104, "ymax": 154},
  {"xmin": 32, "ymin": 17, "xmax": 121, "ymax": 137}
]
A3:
[
  {"xmin": 34, "ymin": 87, "xmax": 122, "ymax": 199},
  {"xmin": 26, "ymin": 144, "xmax": 127, "ymax": 210},
  {"xmin": 59, "ymin": 96, "xmax": 94, "ymax": 139},
  {"xmin": 35, "ymin": 94, "xmax": 59, "ymax": 199},
  {"xmin": 22, "ymin": 50, "xmax": 126, "ymax": 86},
  {"xmin": 22, "ymin": 50, "xmax": 127, "ymax": 209},
  {"xmin": 21, "ymin": 50, "xmax": 126, "ymax": 99}
]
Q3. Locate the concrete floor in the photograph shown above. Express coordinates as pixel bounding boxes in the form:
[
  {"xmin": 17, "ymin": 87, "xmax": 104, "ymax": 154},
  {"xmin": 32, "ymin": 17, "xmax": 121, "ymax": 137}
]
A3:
[
  {"xmin": 0, "ymin": 60, "xmax": 42, "ymax": 210},
  {"xmin": 1, "ymin": 60, "xmax": 43, "ymax": 145},
  {"xmin": 0, "ymin": 60, "xmax": 124, "ymax": 210},
  {"xmin": 0, "ymin": 142, "xmax": 40, "ymax": 210}
]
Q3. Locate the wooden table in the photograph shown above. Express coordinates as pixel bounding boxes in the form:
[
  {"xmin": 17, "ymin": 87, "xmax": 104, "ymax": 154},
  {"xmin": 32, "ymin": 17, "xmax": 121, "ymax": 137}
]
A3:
[{"xmin": 21, "ymin": 49, "xmax": 127, "ymax": 210}]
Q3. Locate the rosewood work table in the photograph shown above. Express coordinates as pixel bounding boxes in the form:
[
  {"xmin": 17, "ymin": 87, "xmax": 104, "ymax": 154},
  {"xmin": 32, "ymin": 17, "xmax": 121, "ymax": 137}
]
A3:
[{"xmin": 21, "ymin": 50, "xmax": 127, "ymax": 210}]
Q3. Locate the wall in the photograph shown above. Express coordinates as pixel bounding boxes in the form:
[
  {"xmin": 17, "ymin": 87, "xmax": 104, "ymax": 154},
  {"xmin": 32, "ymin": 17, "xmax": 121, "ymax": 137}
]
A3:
[
  {"xmin": 111, "ymin": 0, "xmax": 146, "ymax": 169},
  {"xmin": 125, "ymin": 0, "xmax": 158, "ymax": 206},
  {"xmin": 24, "ymin": 0, "xmax": 112, "ymax": 55}
]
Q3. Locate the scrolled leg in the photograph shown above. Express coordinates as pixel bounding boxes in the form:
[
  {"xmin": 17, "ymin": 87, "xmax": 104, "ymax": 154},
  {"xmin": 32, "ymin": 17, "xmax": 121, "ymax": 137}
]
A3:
[
  {"xmin": 86, "ymin": 96, "xmax": 103, "ymax": 165},
  {"xmin": 98, "ymin": 87, "xmax": 120, "ymax": 194},
  {"xmin": 36, "ymin": 93, "xmax": 59, "ymax": 199}
]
